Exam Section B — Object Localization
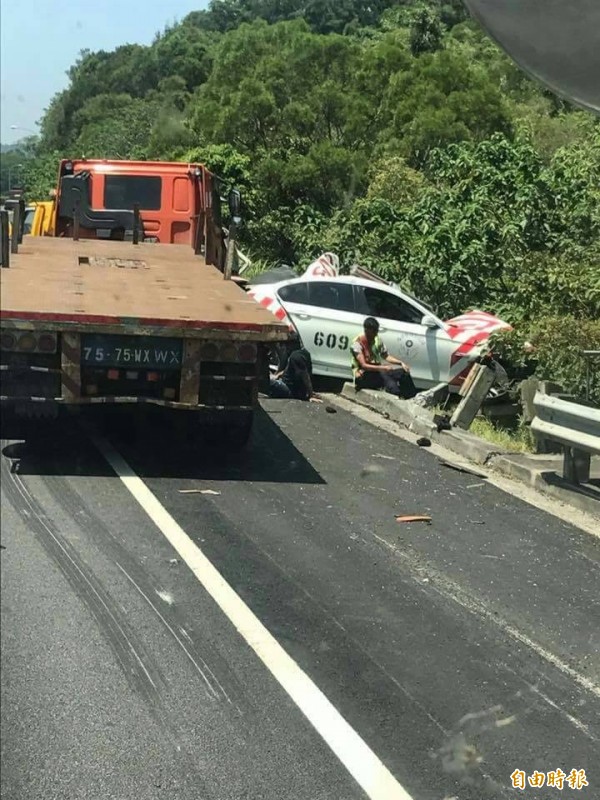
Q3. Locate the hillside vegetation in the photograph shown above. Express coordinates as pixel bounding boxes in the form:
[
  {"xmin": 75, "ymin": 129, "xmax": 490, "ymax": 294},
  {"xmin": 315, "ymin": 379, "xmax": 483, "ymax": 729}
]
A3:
[{"xmin": 12, "ymin": 0, "xmax": 600, "ymax": 399}]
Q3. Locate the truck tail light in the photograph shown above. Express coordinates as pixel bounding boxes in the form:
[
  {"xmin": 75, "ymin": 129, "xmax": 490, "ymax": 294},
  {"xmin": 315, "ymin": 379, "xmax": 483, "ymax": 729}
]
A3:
[
  {"xmin": 220, "ymin": 344, "xmax": 237, "ymax": 361},
  {"xmin": 18, "ymin": 334, "xmax": 37, "ymax": 352},
  {"xmin": 0, "ymin": 332, "xmax": 16, "ymax": 351},
  {"xmin": 147, "ymin": 372, "xmax": 159, "ymax": 382},
  {"xmin": 107, "ymin": 369, "xmax": 119, "ymax": 380},
  {"xmin": 0, "ymin": 331, "xmax": 57, "ymax": 354},
  {"xmin": 200, "ymin": 343, "xmax": 219, "ymax": 361},
  {"xmin": 199, "ymin": 341, "xmax": 258, "ymax": 363},
  {"xmin": 239, "ymin": 343, "xmax": 258, "ymax": 362},
  {"xmin": 38, "ymin": 333, "xmax": 57, "ymax": 352}
]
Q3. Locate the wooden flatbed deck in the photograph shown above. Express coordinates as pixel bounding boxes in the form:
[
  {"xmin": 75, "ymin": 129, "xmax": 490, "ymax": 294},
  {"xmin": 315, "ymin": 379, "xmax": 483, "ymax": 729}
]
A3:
[{"xmin": 0, "ymin": 237, "xmax": 289, "ymax": 340}]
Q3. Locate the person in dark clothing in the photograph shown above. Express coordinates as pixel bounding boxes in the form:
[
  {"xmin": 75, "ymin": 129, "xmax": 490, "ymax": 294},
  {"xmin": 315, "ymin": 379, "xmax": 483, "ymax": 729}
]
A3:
[
  {"xmin": 269, "ymin": 347, "xmax": 322, "ymax": 402},
  {"xmin": 351, "ymin": 317, "xmax": 418, "ymax": 399}
]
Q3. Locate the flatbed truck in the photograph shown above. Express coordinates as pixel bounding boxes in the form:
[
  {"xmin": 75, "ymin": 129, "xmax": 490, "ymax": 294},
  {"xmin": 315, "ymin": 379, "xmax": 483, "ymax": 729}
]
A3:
[{"xmin": 0, "ymin": 159, "xmax": 290, "ymax": 446}]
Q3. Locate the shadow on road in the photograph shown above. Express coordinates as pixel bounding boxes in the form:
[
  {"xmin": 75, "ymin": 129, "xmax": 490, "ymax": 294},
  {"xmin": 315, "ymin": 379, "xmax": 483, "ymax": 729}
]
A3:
[{"xmin": 1, "ymin": 405, "xmax": 325, "ymax": 485}]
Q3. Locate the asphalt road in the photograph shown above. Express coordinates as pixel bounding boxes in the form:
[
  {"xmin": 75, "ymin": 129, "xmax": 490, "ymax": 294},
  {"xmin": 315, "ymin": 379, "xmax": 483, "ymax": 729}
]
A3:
[{"xmin": 1, "ymin": 399, "xmax": 599, "ymax": 800}]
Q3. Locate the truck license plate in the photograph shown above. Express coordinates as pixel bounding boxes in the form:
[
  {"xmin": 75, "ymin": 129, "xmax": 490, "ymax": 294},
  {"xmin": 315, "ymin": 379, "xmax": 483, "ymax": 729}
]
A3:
[{"xmin": 81, "ymin": 335, "xmax": 183, "ymax": 370}]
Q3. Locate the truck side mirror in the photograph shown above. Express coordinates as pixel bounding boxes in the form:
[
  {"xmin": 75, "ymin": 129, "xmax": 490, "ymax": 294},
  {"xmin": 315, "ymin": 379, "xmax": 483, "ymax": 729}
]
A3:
[{"xmin": 228, "ymin": 189, "xmax": 242, "ymax": 220}]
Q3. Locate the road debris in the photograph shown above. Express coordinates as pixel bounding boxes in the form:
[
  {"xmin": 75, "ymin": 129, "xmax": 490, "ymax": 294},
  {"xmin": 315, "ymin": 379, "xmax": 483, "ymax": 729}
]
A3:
[
  {"xmin": 433, "ymin": 414, "xmax": 452, "ymax": 432},
  {"xmin": 155, "ymin": 589, "xmax": 174, "ymax": 605},
  {"xmin": 178, "ymin": 489, "xmax": 221, "ymax": 495},
  {"xmin": 374, "ymin": 453, "xmax": 395, "ymax": 460},
  {"xmin": 325, "ymin": 405, "xmax": 337, "ymax": 414},
  {"xmin": 395, "ymin": 514, "xmax": 432, "ymax": 524},
  {"xmin": 169, "ymin": 558, "xmax": 179, "ymax": 566},
  {"xmin": 438, "ymin": 460, "xmax": 486, "ymax": 478},
  {"xmin": 466, "ymin": 482, "xmax": 486, "ymax": 489},
  {"xmin": 360, "ymin": 464, "xmax": 383, "ymax": 477},
  {"xmin": 416, "ymin": 437, "xmax": 431, "ymax": 447}
]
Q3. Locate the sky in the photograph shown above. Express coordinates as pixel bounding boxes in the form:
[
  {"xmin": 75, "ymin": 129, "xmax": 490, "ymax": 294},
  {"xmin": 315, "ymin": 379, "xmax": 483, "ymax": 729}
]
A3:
[{"xmin": 0, "ymin": 0, "xmax": 208, "ymax": 144}]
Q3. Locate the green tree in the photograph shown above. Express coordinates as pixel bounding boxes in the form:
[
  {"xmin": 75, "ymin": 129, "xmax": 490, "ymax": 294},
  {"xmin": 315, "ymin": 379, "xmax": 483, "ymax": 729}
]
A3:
[
  {"xmin": 154, "ymin": 24, "xmax": 216, "ymax": 90},
  {"xmin": 380, "ymin": 48, "xmax": 513, "ymax": 164},
  {"xmin": 21, "ymin": 151, "xmax": 62, "ymax": 199},
  {"xmin": 72, "ymin": 94, "xmax": 160, "ymax": 159},
  {"xmin": 1, "ymin": 147, "xmax": 29, "ymax": 195},
  {"xmin": 410, "ymin": 6, "xmax": 443, "ymax": 56}
]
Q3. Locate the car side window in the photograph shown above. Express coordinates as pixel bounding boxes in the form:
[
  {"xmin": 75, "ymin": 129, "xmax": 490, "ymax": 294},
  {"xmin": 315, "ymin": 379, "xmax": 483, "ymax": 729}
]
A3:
[
  {"xmin": 277, "ymin": 283, "xmax": 309, "ymax": 304},
  {"xmin": 306, "ymin": 282, "xmax": 355, "ymax": 312},
  {"xmin": 359, "ymin": 287, "xmax": 424, "ymax": 325}
]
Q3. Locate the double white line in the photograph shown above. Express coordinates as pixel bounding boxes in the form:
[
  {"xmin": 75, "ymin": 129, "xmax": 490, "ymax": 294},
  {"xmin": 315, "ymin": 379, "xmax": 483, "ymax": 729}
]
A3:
[{"xmin": 93, "ymin": 433, "xmax": 414, "ymax": 800}]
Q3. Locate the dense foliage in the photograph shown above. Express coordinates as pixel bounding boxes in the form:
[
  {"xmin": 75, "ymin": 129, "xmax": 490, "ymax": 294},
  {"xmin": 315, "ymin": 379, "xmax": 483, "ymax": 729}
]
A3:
[{"xmin": 7, "ymin": 0, "xmax": 600, "ymax": 399}]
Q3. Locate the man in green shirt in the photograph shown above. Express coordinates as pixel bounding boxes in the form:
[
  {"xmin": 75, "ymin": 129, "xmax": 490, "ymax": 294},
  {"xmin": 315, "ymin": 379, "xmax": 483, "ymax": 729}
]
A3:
[{"xmin": 351, "ymin": 317, "xmax": 418, "ymax": 399}]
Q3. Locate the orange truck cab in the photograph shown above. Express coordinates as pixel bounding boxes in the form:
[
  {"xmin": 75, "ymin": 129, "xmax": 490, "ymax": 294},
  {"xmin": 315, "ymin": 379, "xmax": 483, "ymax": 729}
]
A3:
[{"xmin": 54, "ymin": 159, "xmax": 227, "ymax": 267}]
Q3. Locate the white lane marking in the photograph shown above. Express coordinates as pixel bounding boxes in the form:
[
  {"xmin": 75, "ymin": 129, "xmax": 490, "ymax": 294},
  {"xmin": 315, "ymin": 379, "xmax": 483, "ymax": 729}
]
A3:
[
  {"xmin": 93, "ymin": 435, "xmax": 414, "ymax": 800},
  {"xmin": 372, "ymin": 535, "xmax": 600, "ymax": 701},
  {"xmin": 528, "ymin": 685, "xmax": 596, "ymax": 740}
]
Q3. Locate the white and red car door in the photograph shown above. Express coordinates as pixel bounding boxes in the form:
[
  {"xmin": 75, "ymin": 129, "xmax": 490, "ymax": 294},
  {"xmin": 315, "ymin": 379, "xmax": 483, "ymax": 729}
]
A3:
[
  {"xmin": 277, "ymin": 280, "xmax": 359, "ymax": 377},
  {"xmin": 353, "ymin": 285, "xmax": 446, "ymax": 387}
]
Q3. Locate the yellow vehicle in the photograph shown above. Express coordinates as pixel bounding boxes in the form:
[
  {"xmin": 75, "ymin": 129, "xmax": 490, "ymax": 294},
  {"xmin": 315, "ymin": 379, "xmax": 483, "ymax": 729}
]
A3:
[
  {"xmin": 27, "ymin": 199, "xmax": 56, "ymax": 236},
  {"xmin": 4, "ymin": 198, "xmax": 55, "ymax": 237}
]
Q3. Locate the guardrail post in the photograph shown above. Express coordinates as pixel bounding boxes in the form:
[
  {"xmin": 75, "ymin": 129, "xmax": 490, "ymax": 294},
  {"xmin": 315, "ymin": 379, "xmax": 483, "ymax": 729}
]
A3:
[
  {"xmin": 10, "ymin": 202, "xmax": 21, "ymax": 254},
  {"xmin": 450, "ymin": 363, "xmax": 496, "ymax": 429},
  {"xmin": 17, "ymin": 197, "xmax": 25, "ymax": 243},
  {"xmin": 0, "ymin": 210, "xmax": 9, "ymax": 267},
  {"xmin": 531, "ymin": 391, "xmax": 600, "ymax": 486},
  {"xmin": 563, "ymin": 448, "xmax": 591, "ymax": 485}
]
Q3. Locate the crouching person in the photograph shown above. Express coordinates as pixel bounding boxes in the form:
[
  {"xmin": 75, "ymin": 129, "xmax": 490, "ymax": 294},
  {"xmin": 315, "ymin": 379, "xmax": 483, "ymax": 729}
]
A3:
[
  {"xmin": 270, "ymin": 347, "xmax": 322, "ymax": 402},
  {"xmin": 351, "ymin": 317, "xmax": 418, "ymax": 399}
]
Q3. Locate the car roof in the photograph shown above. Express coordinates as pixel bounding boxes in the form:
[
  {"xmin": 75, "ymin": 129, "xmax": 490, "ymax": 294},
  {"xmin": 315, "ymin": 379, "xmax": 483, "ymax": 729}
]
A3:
[
  {"xmin": 270, "ymin": 273, "xmax": 428, "ymax": 302},
  {"xmin": 273, "ymin": 274, "xmax": 392, "ymax": 288},
  {"xmin": 264, "ymin": 273, "xmax": 441, "ymax": 317}
]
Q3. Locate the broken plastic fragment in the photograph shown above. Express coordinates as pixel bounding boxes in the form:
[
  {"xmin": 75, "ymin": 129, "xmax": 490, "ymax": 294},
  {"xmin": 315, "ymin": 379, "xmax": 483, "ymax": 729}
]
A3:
[{"xmin": 178, "ymin": 489, "xmax": 221, "ymax": 495}]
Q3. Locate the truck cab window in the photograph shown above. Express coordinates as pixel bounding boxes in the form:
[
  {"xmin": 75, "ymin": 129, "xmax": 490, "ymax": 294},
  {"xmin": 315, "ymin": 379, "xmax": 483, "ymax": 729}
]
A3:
[{"xmin": 104, "ymin": 175, "xmax": 162, "ymax": 211}]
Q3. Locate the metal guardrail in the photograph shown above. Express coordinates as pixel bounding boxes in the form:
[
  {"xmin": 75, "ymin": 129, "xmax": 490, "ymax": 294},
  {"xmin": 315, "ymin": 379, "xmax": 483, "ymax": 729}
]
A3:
[{"xmin": 531, "ymin": 391, "xmax": 600, "ymax": 484}]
